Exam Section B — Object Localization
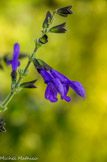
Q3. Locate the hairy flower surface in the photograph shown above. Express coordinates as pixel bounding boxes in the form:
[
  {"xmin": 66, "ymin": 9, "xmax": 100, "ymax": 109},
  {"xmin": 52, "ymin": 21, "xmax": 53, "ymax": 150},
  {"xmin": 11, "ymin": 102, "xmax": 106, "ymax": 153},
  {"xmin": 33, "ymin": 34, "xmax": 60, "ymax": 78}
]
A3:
[
  {"xmin": 7, "ymin": 43, "xmax": 20, "ymax": 71},
  {"xmin": 38, "ymin": 68, "xmax": 86, "ymax": 103}
]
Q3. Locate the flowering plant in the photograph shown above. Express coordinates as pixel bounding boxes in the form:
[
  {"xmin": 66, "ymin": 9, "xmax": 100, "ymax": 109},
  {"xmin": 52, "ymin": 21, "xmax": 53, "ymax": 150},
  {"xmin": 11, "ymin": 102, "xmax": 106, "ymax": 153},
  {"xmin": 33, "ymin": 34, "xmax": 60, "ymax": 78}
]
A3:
[{"xmin": 0, "ymin": 6, "xmax": 85, "ymax": 121}]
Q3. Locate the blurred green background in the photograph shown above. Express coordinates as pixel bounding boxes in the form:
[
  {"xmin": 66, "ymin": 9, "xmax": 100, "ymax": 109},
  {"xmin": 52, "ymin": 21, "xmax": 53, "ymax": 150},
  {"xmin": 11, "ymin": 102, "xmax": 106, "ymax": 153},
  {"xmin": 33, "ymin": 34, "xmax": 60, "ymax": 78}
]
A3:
[{"xmin": 0, "ymin": 0, "xmax": 107, "ymax": 161}]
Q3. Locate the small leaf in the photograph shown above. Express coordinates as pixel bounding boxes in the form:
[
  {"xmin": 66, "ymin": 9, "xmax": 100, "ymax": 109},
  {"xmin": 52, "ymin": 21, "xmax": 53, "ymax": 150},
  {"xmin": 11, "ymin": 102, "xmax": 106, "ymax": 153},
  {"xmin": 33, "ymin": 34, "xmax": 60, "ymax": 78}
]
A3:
[
  {"xmin": 49, "ymin": 23, "xmax": 67, "ymax": 33},
  {"xmin": 18, "ymin": 68, "xmax": 23, "ymax": 76},
  {"xmin": 3, "ymin": 54, "xmax": 9, "ymax": 64},
  {"xmin": 20, "ymin": 79, "xmax": 37, "ymax": 88},
  {"xmin": 0, "ymin": 62, "xmax": 3, "ymax": 70},
  {"xmin": 39, "ymin": 34, "xmax": 48, "ymax": 44},
  {"xmin": 19, "ymin": 53, "xmax": 27, "ymax": 59},
  {"xmin": 42, "ymin": 11, "xmax": 52, "ymax": 28},
  {"xmin": 35, "ymin": 39, "xmax": 42, "ymax": 48}
]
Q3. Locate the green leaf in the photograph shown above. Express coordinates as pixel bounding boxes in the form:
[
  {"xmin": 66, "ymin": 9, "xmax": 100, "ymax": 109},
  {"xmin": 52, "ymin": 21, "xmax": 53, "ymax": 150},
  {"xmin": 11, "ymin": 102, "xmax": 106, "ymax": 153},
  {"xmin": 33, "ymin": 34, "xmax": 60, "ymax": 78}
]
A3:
[
  {"xmin": 20, "ymin": 79, "xmax": 37, "ymax": 88},
  {"xmin": 18, "ymin": 53, "xmax": 27, "ymax": 59},
  {"xmin": 0, "ymin": 62, "xmax": 3, "ymax": 70}
]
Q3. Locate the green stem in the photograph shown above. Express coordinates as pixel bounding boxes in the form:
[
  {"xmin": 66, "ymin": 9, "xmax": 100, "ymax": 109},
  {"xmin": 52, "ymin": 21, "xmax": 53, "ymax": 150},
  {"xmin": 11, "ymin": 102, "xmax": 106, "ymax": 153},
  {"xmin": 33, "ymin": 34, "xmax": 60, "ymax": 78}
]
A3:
[
  {"xmin": 0, "ymin": 11, "xmax": 56, "ymax": 111},
  {"xmin": 0, "ymin": 48, "xmax": 38, "ymax": 111},
  {"xmin": 0, "ymin": 91, "xmax": 14, "ymax": 108}
]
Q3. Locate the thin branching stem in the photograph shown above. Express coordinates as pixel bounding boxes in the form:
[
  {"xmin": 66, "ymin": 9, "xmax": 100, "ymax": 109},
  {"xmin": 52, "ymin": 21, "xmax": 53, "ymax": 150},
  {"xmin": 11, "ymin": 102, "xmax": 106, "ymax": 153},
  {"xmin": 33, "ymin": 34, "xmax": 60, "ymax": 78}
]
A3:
[{"xmin": 0, "ymin": 12, "xmax": 55, "ymax": 111}]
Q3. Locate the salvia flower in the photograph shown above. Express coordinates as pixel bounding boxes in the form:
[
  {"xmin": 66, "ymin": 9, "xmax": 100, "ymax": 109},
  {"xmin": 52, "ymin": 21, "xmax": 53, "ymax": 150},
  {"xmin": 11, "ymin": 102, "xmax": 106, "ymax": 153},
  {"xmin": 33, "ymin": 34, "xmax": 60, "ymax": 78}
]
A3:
[
  {"xmin": 7, "ymin": 43, "xmax": 20, "ymax": 71},
  {"xmin": 55, "ymin": 6, "xmax": 73, "ymax": 17},
  {"xmin": 33, "ymin": 59, "xmax": 86, "ymax": 103},
  {"xmin": 7, "ymin": 43, "xmax": 20, "ymax": 81}
]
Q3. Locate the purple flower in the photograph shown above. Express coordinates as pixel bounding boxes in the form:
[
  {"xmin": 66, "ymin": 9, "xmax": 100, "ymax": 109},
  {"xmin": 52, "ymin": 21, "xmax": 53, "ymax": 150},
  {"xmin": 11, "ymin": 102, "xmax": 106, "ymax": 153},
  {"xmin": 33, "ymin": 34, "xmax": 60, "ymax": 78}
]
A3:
[
  {"xmin": 7, "ymin": 43, "xmax": 20, "ymax": 71},
  {"xmin": 39, "ymin": 68, "xmax": 86, "ymax": 103}
]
